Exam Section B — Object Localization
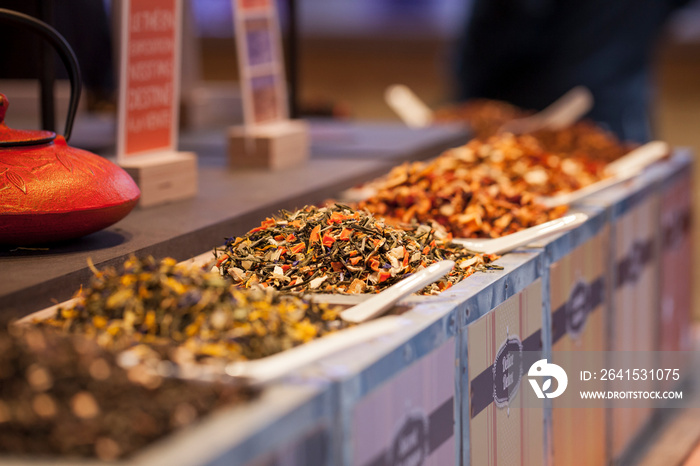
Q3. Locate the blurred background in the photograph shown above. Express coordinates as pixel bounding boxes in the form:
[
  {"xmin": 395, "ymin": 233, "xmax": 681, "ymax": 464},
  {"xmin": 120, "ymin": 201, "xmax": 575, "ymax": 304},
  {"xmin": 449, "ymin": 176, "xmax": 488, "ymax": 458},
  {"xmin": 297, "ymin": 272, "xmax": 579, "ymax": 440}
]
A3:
[
  {"xmin": 1, "ymin": 0, "xmax": 698, "ymax": 143},
  {"xmin": 1, "ymin": 3, "xmax": 700, "ymax": 462},
  {"xmin": 0, "ymin": 0, "xmax": 699, "ymax": 314}
]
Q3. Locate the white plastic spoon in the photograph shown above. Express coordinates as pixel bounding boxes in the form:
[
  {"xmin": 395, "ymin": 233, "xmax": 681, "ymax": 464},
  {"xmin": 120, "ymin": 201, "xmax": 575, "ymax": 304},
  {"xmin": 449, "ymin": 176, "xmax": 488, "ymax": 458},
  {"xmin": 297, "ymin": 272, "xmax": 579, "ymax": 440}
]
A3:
[
  {"xmin": 604, "ymin": 141, "xmax": 669, "ymax": 177},
  {"xmin": 385, "ymin": 84, "xmax": 434, "ymax": 128},
  {"xmin": 338, "ymin": 260, "xmax": 455, "ymax": 324},
  {"xmin": 223, "ymin": 315, "xmax": 409, "ymax": 384},
  {"xmin": 451, "ymin": 213, "xmax": 588, "ymax": 255},
  {"xmin": 537, "ymin": 176, "xmax": 633, "ymax": 209},
  {"xmin": 182, "ymin": 260, "xmax": 456, "ymax": 384},
  {"xmin": 386, "ymin": 84, "xmax": 592, "ymax": 136},
  {"xmin": 192, "ymin": 254, "xmax": 451, "ymax": 322},
  {"xmin": 499, "ymin": 86, "xmax": 593, "ymax": 135},
  {"xmin": 537, "ymin": 141, "xmax": 670, "ymax": 208}
]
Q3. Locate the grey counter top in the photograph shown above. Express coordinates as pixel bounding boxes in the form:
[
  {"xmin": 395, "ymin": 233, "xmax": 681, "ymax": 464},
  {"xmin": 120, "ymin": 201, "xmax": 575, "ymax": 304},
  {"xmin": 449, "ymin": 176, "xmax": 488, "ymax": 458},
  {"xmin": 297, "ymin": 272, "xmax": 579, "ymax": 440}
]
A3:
[{"xmin": 0, "ymin": 121, "xmax": 469, "ymax": 319}]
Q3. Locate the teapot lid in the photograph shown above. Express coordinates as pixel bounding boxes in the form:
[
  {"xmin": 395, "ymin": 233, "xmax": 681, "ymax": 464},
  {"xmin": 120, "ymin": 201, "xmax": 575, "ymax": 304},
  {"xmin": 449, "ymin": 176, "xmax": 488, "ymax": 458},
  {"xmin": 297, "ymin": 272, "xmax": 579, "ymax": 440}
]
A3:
[{"xmin": 0, "ymin": 94, "xmax": 56, "ymax": 147}]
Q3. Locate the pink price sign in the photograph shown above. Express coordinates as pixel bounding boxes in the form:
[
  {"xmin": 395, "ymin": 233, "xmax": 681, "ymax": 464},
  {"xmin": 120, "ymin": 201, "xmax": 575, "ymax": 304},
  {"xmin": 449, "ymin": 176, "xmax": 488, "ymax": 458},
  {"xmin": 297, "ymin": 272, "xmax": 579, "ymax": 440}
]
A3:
[
  {"xmin": 117, "ymin": 0, "xmax": 182, "ymax": 160},
  {"xmin": 240, "ymin": 0, "xmax": 270, "ymax": 10}
]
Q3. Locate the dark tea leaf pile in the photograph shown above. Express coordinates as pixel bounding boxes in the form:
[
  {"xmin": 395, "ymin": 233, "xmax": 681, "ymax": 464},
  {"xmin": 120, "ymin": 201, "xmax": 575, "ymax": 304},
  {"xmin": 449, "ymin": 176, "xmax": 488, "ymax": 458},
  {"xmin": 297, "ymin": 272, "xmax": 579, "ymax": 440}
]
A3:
[{"xmin": 0, "ymin": 326, "xmax": 256, "ymax": 460}]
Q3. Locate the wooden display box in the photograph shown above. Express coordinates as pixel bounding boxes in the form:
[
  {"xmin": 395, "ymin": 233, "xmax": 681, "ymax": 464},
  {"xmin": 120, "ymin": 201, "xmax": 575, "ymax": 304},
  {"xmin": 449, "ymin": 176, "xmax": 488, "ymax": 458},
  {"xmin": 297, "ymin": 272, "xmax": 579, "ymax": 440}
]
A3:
[
  {"xmin": 228, "ymin": 120, "xmax": 309, "ymax": 170},
  {"xmin": 549, "ymin": 225, "xmax": 609, "ymax": 466},
  {"xmin": 121, "ymin": 152, "xmax": 198, "ymax": 208},
  {"xmin": 466, "ymin": 279, "xmax": 545, "ymax": 466}
]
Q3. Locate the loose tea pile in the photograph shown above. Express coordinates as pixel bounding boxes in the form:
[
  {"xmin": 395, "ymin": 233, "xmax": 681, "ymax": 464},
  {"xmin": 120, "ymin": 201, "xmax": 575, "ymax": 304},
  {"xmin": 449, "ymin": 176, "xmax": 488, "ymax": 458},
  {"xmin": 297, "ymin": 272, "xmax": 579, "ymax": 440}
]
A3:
[
  {"xmin": 372, "ymin": 132, "xmax": 608, "ymax": 197},
  {"xmin": 42, "ymin": 256, "xmax": 346, "ymax": 362},
  {"xmin": 531, "ymin": 120, "xmax": 634, "ymax": 164},
  {"xmin": 215, "ymin": 204, "xmax": 498, "ymax": 294},
  {"xmin": 434, "ymin": 98, "xmax": 532, "ymax": 139},
  {"xmin": 434, "ymin": 98, "xmax": 632, "ymax": 164},
  {"xmin": 0, "ymin": 326, "xmax": 256, "ymax": 460},
  {"xmin": 357, "ymin": 135, "xmax": 573, "ymax": 238}
]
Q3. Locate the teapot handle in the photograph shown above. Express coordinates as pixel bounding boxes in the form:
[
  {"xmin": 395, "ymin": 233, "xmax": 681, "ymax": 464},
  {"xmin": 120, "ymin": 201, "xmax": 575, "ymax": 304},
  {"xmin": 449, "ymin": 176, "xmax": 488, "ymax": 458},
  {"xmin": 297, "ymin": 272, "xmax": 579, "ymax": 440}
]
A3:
[{"xmin": 0, "ymin": 8, "xmax": 82, "ymax": 142}]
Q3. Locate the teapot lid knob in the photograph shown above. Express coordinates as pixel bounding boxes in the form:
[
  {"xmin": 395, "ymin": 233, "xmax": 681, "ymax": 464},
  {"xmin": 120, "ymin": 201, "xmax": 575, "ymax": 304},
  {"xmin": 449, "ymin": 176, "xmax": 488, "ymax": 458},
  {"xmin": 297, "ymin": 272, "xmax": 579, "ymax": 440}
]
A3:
[{"xmin": 0, "ymin": 94, "xmax": 7, "ymax": 125}]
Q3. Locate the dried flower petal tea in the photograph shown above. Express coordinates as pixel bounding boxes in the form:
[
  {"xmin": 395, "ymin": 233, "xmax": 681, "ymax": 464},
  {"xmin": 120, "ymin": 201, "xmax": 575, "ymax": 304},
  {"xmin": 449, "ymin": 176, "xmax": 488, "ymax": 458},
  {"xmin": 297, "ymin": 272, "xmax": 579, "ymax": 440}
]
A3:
[
  {"xmin": 214, "ymin": 204, "xmax": 498, "ymax": 295},
  {"xmin": 41, "ymin": 256, "xmax": 346, "ymax": 362}
]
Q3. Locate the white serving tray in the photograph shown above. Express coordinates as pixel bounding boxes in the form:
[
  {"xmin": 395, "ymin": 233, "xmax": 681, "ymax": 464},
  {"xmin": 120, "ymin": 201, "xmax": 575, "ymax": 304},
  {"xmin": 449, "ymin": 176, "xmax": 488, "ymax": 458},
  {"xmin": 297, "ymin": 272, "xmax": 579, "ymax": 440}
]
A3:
[{"xmin": 15, "ymin": 255, "xmax": 411, "ymax": 385}]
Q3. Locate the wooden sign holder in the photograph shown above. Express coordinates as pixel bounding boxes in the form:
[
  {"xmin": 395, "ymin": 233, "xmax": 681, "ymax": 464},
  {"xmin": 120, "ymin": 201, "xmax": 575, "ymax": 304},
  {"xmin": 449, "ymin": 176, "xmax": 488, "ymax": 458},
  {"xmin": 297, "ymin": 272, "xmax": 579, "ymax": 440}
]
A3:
[
  {"xmin": 120, "ymin": 151, "xmax": 198, "ymax": 208},
  {"xmin": 228, "ymin": 120, "xmax": 308, "ymax": 170},
  {"xmin": 228, "ymin": 0, "xmax": 309, "ymax": 170}
]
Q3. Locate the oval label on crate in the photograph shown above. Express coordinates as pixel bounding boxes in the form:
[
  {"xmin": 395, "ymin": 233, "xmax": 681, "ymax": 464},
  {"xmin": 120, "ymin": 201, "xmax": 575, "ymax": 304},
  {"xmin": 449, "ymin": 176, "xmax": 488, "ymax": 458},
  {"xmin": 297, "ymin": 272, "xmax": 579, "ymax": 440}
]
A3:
[
  {"xmin": 566, "ymin": 280, "xmax": 589, "ymax": 338},
  {"xmin": 390, "ymin": 412, "xmax": 428, "ymax": 466},
  {"xmin": 493, "ymin": 335, "xmax": 523, "ymax": 408},
  {"xmin": 617, "ymin": 239, "xmax": 653, "ymax": 288},
  {"xmin": 662, "ymin": 208, "xmax": 690, "ymax": 250},
  {"xmin": 627, "ymin": 241, "xmax": 646, "ymax": 284},
  {"xmin": 552, "ymin": 276, "xmax": 605, "ymax": 344}
]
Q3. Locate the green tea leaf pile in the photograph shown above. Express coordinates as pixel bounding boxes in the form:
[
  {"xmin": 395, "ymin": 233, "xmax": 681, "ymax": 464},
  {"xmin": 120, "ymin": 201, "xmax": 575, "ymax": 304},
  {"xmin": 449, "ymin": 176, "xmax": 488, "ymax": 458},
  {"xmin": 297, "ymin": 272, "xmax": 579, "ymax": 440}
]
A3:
[{"xmin": 214, "ymin": 204, "xmax": 499, "ymax": 295}]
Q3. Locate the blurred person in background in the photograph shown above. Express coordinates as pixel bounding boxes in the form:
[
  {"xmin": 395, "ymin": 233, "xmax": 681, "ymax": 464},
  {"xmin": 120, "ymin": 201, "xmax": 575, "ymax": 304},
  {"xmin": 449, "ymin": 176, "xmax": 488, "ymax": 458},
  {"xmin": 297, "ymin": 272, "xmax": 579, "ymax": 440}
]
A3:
[{"xmin": 455, "ymin": 0, "xmax": 693, "ymax": 142}]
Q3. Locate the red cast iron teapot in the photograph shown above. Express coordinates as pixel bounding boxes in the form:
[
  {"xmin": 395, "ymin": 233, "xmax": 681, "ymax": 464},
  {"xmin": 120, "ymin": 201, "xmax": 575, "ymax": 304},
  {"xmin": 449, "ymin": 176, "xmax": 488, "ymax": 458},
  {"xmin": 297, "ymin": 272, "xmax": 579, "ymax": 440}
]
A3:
[{"xmin": 0, "ymin": 9, "xmax": 140, "ymax": 246}]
